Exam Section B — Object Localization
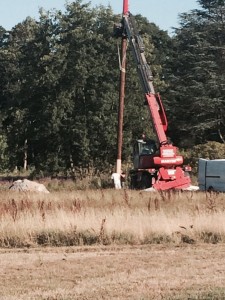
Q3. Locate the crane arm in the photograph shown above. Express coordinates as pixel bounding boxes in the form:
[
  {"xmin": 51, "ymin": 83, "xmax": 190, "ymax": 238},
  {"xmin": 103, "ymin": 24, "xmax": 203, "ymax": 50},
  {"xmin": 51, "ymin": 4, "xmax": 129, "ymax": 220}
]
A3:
[{"xmin": 120, "ymin": 12, "xmax": 168, "ymax": 145}]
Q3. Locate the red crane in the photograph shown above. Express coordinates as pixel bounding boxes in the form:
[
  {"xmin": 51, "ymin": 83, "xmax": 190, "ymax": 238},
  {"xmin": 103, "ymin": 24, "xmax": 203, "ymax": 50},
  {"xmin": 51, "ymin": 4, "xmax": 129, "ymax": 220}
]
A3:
[{"xmin": 115, "ymin": 0, "xmax": 191, "ymax": 190}]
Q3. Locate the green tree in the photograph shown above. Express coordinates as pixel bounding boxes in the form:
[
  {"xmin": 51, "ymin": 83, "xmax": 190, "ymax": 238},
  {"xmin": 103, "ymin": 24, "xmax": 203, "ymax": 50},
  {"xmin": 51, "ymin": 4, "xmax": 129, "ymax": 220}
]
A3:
[
  {"xmin": 166, "ymin": 0, "xmax": 225, "ymax": 146},
  {"xmin": 0, "ymin": 1, "xmax": 172, "ymax": 175}
]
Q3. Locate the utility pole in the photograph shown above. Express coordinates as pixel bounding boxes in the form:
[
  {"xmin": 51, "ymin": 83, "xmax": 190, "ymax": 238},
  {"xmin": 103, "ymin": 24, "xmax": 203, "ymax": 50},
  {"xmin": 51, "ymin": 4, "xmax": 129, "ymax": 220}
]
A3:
[{"xmin": 116, "ymin": 0, "xmax": 129, "ymax": 174}]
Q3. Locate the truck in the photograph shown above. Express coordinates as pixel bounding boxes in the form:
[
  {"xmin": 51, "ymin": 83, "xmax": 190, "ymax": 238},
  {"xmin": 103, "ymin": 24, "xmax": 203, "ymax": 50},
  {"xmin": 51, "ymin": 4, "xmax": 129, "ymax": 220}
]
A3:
[
  {"xmin": 198, "ymin": 158, "xmax": 225, "ymax": 192},
  {"xmin": 115, "ymin": 0, "xmax": 191, "ymax": 190}
]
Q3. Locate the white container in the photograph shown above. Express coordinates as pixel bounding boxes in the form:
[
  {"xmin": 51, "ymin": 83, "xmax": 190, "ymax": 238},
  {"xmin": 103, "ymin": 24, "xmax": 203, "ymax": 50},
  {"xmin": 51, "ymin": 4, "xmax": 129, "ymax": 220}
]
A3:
[{"xmin": 198, "ymin": 158, "xmax": 225, "ymax": 192}]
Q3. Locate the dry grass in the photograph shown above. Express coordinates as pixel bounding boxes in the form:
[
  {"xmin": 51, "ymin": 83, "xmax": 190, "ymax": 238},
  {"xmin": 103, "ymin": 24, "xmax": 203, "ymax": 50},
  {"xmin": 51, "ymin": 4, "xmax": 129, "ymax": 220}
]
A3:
[
  {"xmin": 0, "ymin": 189, "xmax": 225, "ymax": 247},
  {"xmin": 0, "ymin": 244, "xmax": 225, "ymax": 299},
  {"xmin": 1, "ymin": 188, "xmax": 225, "ymax": 299}
]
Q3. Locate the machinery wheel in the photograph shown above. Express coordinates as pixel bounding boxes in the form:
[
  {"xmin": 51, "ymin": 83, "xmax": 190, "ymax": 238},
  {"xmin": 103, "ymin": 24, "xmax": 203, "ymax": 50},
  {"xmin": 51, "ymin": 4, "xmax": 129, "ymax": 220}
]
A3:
[
  {"xmin": 130, "ymin": 174, "xmax": 138, "ymax": 189},
  {"xmin": 139, "ymin": 173, "xmax": 152, "ymax": 189}
]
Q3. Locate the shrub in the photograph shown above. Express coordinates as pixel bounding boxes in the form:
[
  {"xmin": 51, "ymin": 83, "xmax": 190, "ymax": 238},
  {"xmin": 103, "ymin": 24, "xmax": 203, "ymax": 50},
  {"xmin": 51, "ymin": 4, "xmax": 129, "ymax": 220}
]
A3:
[{"xmin": 181, "ymin": 141, "xmax": 225, "ymax": 175}]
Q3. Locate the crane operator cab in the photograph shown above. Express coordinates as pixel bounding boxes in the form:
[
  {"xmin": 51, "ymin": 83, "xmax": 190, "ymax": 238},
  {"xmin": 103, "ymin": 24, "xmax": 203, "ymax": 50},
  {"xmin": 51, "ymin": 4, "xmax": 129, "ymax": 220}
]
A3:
[
  {"xmin": 130, "ymin": 138, "xmax": 158, "ymax": 189},
  {"xmin": 133, "ymin": 138, "xmax": 157, "ymax": 169}
]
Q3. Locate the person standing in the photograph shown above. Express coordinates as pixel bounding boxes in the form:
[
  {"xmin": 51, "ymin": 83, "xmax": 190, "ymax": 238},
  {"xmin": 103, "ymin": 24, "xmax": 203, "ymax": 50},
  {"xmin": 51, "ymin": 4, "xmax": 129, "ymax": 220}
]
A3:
[{"xmin": 111, "ymin": 172, "xmax": 121, "ymax": 189}]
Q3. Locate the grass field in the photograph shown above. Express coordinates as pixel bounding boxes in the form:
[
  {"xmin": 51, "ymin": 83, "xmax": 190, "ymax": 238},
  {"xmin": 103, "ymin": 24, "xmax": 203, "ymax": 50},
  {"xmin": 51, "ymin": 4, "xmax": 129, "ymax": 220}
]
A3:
[
  {"xmin": 0, "ymin": 188, "xmax": 225, "ymax": 247},
  {"xmin": 1, "ymin": 187, "xmax": 225, "ymax": 299},
  {"xmin": 1, "ymin": 244, "xmax": 225, "ymax": 299}
]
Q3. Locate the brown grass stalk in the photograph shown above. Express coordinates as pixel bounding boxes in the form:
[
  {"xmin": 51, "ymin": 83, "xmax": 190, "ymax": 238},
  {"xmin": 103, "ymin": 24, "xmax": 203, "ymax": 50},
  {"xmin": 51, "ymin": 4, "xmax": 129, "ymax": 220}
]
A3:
[{"xmin": 0, "ymin": 190, "xmax": 224, "ymax": 247}]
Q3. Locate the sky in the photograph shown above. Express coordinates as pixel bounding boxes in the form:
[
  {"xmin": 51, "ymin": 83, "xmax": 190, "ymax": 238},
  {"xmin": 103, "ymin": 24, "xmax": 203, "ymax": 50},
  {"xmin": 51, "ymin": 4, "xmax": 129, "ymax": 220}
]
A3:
[{"xmin": 1, "ymin": 0, "xmax": 200, "ymax": 34}]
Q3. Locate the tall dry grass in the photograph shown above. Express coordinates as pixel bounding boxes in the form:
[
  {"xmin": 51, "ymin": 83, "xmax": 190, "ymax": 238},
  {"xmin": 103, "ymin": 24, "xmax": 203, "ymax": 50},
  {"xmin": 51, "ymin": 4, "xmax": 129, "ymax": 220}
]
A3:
[{"xmin": 0, "ymin": 189, "xmax": 225, "ymax": 247}]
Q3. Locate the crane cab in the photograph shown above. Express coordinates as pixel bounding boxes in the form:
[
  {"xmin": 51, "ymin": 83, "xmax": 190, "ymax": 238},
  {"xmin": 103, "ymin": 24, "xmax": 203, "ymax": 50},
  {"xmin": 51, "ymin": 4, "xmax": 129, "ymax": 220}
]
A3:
[
  {"xmin": 130, "ymin": 139, "xmax": 157, "ymax": 189},
  {"xmin": 133, "ymin": 139, "xmax": 157, "ymax": 169}
]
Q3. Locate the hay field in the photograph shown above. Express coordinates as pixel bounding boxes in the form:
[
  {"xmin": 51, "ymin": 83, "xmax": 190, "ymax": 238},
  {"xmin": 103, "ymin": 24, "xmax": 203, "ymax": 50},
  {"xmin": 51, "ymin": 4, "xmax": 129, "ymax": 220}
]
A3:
[{"xmin": 0, "ymin": 189, "xmax": 225, "ymax": 247}]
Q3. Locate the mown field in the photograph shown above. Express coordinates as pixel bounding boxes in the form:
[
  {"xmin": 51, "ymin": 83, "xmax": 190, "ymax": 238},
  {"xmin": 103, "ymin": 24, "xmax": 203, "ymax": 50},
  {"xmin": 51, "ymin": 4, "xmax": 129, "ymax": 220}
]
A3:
[
  {"xmin": 1, "ymin": 244, "xmax": 225, "ymax": 300},
  {"xmin": 1, "ymin": 187, "xmax": 225, "ymax": 299}
]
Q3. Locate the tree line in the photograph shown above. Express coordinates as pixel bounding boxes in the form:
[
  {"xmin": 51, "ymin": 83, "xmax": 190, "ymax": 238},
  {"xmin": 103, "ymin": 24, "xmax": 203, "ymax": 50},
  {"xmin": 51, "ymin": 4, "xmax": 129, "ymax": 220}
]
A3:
[{"xmin": 0, "ymin": 0, "xmax": 224, "ymax": 176}]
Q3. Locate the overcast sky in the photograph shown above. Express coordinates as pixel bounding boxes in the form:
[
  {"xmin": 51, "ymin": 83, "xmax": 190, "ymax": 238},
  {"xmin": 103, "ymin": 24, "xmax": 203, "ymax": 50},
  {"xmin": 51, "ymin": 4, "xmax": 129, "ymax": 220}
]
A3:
[{"xmin": 1, "ymin": 0, "xmax": 200, "ymax": 34}]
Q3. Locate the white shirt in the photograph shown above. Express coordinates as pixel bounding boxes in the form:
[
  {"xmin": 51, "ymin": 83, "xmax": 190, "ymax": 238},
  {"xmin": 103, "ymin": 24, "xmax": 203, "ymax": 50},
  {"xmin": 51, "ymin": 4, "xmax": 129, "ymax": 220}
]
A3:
[{"xmin": 111, "ymin": 173, "xmax": 121, "ymax": 189}]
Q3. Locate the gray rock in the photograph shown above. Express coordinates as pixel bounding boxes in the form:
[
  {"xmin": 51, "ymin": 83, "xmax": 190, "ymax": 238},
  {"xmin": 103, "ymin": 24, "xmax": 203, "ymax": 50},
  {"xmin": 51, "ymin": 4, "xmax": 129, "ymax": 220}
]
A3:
[{"xmin": 9, "ymin": 179, "xmax": 50, "ymax": 193}]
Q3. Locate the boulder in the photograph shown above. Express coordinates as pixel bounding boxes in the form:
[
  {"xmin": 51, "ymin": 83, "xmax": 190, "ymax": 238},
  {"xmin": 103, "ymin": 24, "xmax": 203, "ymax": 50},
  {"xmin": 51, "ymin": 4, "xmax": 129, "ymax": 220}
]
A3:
[{"xmin": 9, "ymin": 179, "xmax": 50, "ymax": 193}]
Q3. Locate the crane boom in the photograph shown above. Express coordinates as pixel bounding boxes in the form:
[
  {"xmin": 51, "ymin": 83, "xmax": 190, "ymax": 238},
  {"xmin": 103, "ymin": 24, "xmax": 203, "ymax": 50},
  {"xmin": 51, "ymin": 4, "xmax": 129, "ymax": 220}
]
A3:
[
  {"xmin": 122, "ymin": 10, "xmax": 168, "ymax": 144},
  {"xmin": 123, "ymin": 0, "xmax": 129, "ymax": 14}
]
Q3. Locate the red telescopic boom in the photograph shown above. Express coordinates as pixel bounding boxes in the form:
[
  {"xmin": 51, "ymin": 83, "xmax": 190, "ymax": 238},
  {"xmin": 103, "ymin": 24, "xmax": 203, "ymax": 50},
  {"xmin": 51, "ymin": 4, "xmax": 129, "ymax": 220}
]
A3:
[{"xmin": 123, "ymin": 0, "xmax": 129, "ymax": 14}]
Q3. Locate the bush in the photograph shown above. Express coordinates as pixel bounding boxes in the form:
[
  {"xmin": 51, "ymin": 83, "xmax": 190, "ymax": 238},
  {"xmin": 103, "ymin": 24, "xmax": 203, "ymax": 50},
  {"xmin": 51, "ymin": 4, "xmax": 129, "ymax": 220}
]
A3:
[{"xmin": 181, "ymin": 141, "xmax": 225, "ymax": 175}]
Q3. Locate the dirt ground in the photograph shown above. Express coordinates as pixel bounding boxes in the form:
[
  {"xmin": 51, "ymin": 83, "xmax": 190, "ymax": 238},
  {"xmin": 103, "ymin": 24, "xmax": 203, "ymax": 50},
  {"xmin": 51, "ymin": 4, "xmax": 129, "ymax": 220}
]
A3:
[{"xmin": 1, "ymin": 244, "xmax": 225, "ymax": 300}]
